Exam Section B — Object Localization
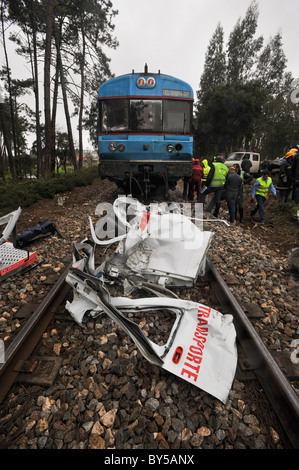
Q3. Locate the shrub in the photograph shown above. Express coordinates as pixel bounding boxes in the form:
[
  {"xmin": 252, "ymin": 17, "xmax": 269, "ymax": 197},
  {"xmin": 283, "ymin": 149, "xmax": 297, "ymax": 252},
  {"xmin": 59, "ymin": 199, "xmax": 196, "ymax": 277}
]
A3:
[{"xmin": 0, "ymin": 165, "xmax": 99, "ymax": 216}]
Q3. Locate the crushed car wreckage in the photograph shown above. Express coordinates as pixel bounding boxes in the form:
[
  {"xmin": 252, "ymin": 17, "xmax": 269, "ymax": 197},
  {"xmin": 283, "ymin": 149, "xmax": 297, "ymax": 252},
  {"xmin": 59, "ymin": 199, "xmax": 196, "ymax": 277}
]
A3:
[
  {"xmin": 65, "ymin": 197, "xmax": 238, "ymax": 403},
  {"xmin": 89, "ymin": 196, "xmax": 214, "ymax": 288}
]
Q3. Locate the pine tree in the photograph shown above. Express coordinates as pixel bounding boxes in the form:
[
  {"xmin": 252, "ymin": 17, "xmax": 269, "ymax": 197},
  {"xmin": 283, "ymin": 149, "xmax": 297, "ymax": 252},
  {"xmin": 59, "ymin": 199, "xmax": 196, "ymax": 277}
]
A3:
[
  {"xmin": 257, "ymin": 32, "xmax": 287, "ymax": 95},
  {"xmin": 226, "ymin": 0, "xmax": 263, "ymax": 83},
  {"xmin": 198, "ymin": 23, "xmax": 226, "ymax": 101},
  {"xmin": 7, "ymin": 0, "xmax": 45, "ymax": 176},
  {"xmin": 2, "ymin": 0, "xmax": 118, "ymax": 176}
]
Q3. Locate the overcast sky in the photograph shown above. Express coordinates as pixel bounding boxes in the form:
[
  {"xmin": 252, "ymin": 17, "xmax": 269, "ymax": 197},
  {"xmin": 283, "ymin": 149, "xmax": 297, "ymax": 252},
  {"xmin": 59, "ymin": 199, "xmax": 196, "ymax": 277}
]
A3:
[{"xmin": 107, "ymin": 0, "xmax": 299, "ymax": 98}]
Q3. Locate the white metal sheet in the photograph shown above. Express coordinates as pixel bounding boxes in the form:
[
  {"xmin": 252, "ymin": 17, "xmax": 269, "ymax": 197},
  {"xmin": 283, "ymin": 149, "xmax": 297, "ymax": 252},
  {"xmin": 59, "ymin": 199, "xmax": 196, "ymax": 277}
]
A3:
[{"xmin": 65, "ymin": 271, "xmax": 237, "ymax": 403}]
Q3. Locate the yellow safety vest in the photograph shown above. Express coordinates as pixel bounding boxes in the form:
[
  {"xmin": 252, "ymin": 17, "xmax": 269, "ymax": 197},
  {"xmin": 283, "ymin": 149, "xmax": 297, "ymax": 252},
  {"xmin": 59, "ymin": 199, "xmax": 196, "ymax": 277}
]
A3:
[
  {"xmin": 256, "ymin": 177, "xmax": 272, "ymax": 198},
  {"xmin": 210, "ymin": 162, "xmax": 229, "ymax": 188},
  {"xmin": 202, "ymin": 160, "xmax": 210, "ymax": 182},
  {"xmin": 240, "ymin": 170, "xmax": 245, "ymax": 192}
]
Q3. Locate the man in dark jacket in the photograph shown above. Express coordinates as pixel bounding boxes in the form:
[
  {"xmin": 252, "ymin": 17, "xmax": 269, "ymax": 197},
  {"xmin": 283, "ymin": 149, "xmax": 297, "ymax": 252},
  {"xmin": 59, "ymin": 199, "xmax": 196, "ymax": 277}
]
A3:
[
  {"xmin": 261, "ymin": 158, "xmax": 269, "ymax": 171},
  {"xmin": 233, "ymin": 163, "xmax": 245, "ymax": 222},
  {"xmin": 241, "ymin": 155, "xmax": 252, "ymax": 173},
  {"xmin": 222, "ymin": 167, "xmax": 242, "ymax": 223},
  {"xmin": 277, "ymin": 150, "xmax": 294, "ymax": 203}
]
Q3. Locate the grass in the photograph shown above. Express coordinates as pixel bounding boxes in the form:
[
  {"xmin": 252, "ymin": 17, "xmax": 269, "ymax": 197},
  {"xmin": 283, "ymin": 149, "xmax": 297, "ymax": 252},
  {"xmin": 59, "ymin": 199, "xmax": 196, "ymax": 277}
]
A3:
[
  {"xmin": 0, "ymin": 165, "xmax": 99, "ymax": 216},
  {"xmin": 290, "ymin": 204, "xmax": 299, "ymax": 222}
]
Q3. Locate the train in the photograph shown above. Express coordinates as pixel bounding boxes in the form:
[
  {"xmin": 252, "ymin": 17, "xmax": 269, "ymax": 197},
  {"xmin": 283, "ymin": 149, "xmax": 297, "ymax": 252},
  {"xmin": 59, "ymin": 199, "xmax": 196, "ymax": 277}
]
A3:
[{"xmin": 97, "ymin": 65, "xmax": 194, "ymax": 199}]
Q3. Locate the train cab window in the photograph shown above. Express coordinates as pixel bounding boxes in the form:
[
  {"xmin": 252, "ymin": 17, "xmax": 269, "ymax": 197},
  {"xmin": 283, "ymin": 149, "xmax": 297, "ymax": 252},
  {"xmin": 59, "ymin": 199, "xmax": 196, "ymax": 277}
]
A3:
[
  {"xmin": 163, "ymin": 100, "xmax": 191, "ymax": 133},
  {"xmin": 100, "ymin": 97, "xmax": 192, "ymax": 134},
  {"xmin": 101, "ymin": 99, "xmax": 129, "ymax": 131},
  {"xmin": 130, "ymin": 100, "xmax": 162, "ymax": 131}
]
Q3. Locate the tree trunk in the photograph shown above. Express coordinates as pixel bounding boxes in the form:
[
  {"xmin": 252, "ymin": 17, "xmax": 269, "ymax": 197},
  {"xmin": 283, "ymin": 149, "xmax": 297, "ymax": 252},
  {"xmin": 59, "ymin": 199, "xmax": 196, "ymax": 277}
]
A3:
[
  {"xmin": 0, "ymin": 0, "xmax": 16, "ymax": 177},
  {"xmin": 78, "ymin": 15, "xmax": 86, "ymax": 169},
  {"xmin": 43, "ymin": 0, "xmax": 55, "ymax": 176},
  {"xmin": 31, "ymin": 11, "xmax": 42, "ymax": 179},
  {"xmin": 0, "ymin": 112, "xmax": 14, "ymax": 177},
  {"xmin": 51, "ymin": 57, "xmax": 60, "ymax": 173},
  {"xmin": 53, "ymin": 22, "xmax": 77, "ymax": 170}
]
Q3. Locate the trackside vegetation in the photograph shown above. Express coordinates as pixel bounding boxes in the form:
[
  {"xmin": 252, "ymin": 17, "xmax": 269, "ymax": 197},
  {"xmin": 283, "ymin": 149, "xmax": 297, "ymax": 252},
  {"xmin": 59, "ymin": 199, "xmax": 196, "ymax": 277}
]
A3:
[{"xmin": 0, "ymin": 165, "xmax": 98, "ymax": 216}]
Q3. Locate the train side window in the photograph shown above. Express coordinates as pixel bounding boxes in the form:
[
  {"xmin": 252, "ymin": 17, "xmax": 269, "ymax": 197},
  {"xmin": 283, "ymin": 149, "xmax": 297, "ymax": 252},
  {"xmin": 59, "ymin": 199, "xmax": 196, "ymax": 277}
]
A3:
[{"xmin": 101, "ymin": 99, "xmax": 129, "ymax": 131}]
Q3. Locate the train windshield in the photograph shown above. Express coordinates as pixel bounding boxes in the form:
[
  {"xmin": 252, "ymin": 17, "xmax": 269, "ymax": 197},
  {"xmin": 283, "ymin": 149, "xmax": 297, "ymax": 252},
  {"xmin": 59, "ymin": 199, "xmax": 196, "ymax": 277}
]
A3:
[
  {"xmin": 130, "ymin": 100, "xmax": 162, "ymax": 131},
  {"xmin": 100, "ymin": 98, "xmax": 192, "ymax": 133}
]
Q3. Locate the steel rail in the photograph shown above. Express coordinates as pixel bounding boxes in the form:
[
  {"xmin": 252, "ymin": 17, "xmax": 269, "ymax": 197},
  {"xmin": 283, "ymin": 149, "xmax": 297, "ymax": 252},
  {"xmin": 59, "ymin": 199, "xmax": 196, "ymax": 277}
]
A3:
[
  {"xmin": 0, "ymin": 267, "xmax": 71, "ymax": 404},
  {"xmin": 206, "ymin": 257, "xmax": 299, "ymax": 449},
  {"xmin": 1, "ymin": 257, "xmax": 298, "ymax": 448}
]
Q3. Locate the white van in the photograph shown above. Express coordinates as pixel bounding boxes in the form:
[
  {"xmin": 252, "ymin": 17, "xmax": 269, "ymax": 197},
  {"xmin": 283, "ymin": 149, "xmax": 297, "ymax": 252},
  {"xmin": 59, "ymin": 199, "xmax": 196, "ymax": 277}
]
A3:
[{"xmin": 225, "ymin": 151, "xmax": 261, "ymax": 174}]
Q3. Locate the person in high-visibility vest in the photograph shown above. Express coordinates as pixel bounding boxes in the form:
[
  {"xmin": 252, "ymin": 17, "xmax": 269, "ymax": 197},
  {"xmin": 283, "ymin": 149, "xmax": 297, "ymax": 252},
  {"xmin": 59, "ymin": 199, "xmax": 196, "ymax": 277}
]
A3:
[
  {"xmin": 250, "ymin": 169, "xmax": 277, "ymax": 224},
  {"xmin": 201, "ymin": 159, "xmax": 211, "ymax": 184},
  {"xmin": 200, "ymin": 155, "xmax": 228, "ymax": 217},
  {"xmin": 200, "ymin": 159, "xmax": 211, "ymax": 205}
]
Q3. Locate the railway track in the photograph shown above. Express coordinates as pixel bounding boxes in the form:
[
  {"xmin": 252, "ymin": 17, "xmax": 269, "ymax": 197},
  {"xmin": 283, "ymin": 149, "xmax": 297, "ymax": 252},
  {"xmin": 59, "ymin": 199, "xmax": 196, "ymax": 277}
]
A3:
[
  {"xmin": 206, "ymin": 259, "xmax": 299, "ymax": 448},
  {"xmin": 0, "ymin": 255, "xmax": 298, "ymax": 449},
  {"xmin": 0, "ymin": 268, "xmax": 71, "ymax": 404}
]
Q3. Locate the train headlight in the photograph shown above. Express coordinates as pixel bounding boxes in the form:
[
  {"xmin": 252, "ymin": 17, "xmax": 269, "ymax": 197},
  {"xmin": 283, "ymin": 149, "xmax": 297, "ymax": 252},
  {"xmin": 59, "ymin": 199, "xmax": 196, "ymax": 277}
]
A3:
[
  {"xmin": 118, "ymin": 144, "xmax": 125, "ymax": 152},
  {"xmin": 147, "ymin": 77, "xmax": 155, "ymax": 87},
  {"xmin": 108, "ymin": 142, "xmax": 117, "ymax": 152},
  {"xmin": 167, "ymin": 144, "xmax": 174, "ymax": 152},
  {"xmin": 137, "ymin": 77, "xmax": 146, "ymax": 87},
  {"xmin": 175, "ymin": 143, "xmax": 183, "ymax": 152}
]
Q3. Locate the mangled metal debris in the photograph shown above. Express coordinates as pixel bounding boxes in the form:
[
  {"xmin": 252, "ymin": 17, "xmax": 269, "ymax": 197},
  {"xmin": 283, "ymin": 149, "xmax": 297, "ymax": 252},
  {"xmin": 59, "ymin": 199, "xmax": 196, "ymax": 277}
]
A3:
[
  {"xmin": 89, "ymin": 196, "xmax": 214, "ymax": 288},
  {"xmin": 0, "ymin": 208, "xmax": 37, "ymax": 280},
  {"xmin": 0, "ymin": 207, "xmax": 21, "ymax": 246},
  {"xmin": 65, "ymin": 197, "xmax": 237, "ymax": 403},
  {"xmin": 66, "ymin": 263, "xmax": 237, "ymax": 403}
]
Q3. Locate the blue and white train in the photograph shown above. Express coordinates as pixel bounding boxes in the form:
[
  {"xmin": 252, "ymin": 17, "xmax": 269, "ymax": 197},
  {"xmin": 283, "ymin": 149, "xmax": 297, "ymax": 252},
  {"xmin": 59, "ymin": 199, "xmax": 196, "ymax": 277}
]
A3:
[{"xmin": 97, "ymin": 65, "xmax": 194, "ymax": 199}]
